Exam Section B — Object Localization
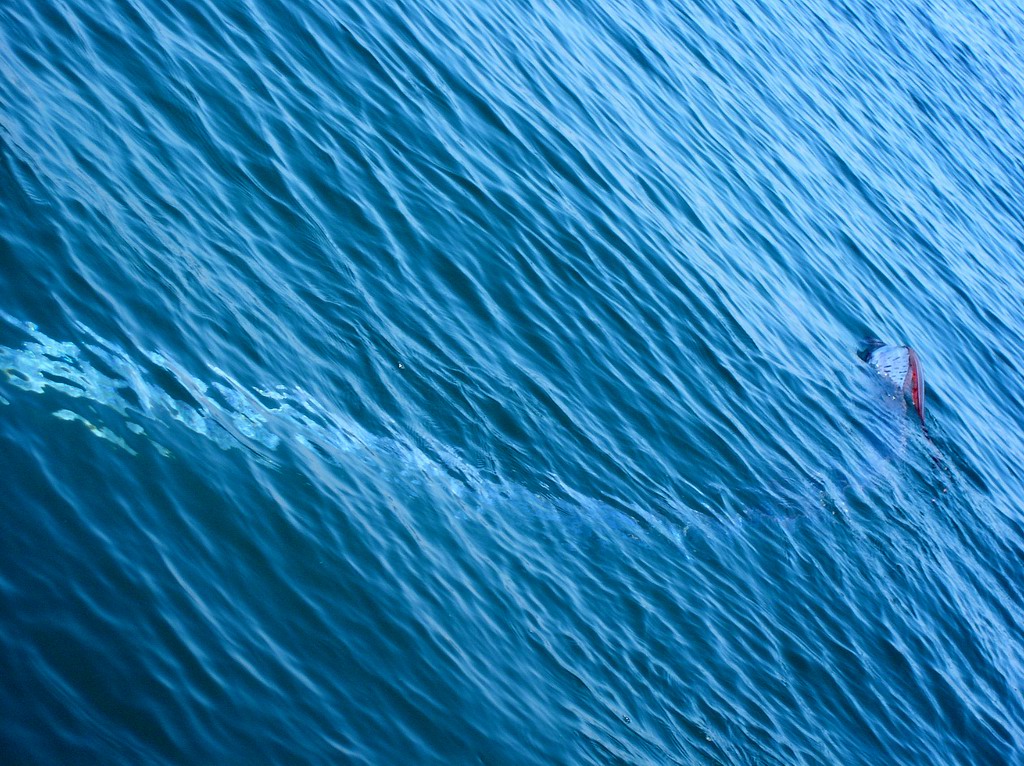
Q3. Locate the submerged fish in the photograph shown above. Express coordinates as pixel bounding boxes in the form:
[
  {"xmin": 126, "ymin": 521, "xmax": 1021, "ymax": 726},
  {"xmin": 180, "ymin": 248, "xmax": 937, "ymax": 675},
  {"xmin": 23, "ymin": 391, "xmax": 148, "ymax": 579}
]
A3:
[{"xmin": 0, "ymin": 312, "xmax": 939, "ymax": 544}]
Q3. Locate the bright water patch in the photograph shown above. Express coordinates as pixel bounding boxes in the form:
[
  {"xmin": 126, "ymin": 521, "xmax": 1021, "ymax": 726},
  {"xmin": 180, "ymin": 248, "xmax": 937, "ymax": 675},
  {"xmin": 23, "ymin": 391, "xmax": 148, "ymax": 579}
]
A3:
[{"xmin": 0, "ymin": 311, "xmax": 667, "ymax": 546}]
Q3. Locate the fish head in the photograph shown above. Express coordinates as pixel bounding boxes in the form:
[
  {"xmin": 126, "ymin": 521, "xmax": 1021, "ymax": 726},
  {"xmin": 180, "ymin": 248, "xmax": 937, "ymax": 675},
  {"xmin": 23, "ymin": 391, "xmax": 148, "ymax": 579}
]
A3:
[{"xmin": 859, "ymin": 340, "xmax": 926, "ymax": 426}]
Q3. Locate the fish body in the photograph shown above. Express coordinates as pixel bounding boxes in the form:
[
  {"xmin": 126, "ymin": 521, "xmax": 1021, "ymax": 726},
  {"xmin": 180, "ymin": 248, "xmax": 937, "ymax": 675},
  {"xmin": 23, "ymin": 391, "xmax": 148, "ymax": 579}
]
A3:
[{"xmin": 859, "ymin": 340, "xmax": 926, "ymax": 428}]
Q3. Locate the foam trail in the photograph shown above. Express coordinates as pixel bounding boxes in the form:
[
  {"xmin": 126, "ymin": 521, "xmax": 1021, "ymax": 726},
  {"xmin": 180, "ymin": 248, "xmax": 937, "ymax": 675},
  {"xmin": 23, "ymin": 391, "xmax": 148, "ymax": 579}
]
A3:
[{"xmin": 0, "ymin": 313, "xmax": 664, "ymax": 546}]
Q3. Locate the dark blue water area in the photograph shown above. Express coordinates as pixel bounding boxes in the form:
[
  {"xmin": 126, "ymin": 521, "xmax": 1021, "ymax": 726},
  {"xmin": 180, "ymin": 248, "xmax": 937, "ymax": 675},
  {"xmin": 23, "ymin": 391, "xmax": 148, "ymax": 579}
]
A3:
[{"xmin": 2, "ymin": 0, "xmax": 1024, "ymax": 762}]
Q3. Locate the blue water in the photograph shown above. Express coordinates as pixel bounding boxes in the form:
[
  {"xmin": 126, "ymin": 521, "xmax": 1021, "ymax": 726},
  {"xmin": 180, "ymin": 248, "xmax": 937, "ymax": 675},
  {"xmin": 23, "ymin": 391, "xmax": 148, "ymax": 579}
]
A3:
[{"xmin": 2, "ymin": 0, "xmax": 1024, "ymax": 762}]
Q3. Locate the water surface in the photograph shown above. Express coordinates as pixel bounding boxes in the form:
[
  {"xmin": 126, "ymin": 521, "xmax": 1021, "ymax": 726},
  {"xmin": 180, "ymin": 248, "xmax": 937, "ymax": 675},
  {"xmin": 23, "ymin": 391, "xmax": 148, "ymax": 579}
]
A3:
[{"xmin": 2, "ymin": 0, "xmax": 1023, "ymax": 763}]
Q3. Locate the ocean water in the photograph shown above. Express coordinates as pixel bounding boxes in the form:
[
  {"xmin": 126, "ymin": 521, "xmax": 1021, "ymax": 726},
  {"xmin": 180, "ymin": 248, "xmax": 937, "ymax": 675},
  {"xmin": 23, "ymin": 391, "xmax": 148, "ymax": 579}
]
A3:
[{"xmin": 2, "ymin": 0, "xmax": 1023, "ymax": 762}]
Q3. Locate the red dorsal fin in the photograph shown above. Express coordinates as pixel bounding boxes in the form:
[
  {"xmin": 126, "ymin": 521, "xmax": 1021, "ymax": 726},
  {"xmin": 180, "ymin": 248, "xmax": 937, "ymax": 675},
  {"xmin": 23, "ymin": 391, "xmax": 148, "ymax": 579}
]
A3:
[{"xmin": 905, "ymin": 347, "xmax": 925, "ymax": 425}]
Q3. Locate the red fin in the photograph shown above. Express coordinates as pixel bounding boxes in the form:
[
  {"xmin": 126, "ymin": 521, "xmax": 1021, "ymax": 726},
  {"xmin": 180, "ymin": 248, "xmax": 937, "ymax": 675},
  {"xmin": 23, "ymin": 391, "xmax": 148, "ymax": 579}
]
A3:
[{"xmin": 905, "ymin": 347, "xmax": 925, "ymax": 425}]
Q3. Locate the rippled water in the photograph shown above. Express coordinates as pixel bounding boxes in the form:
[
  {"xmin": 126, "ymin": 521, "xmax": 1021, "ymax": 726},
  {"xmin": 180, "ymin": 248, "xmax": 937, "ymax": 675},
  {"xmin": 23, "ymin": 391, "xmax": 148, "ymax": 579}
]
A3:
[{"xmin": 2, "ymin": 0, "xmax": 1024, "ymax": 762}]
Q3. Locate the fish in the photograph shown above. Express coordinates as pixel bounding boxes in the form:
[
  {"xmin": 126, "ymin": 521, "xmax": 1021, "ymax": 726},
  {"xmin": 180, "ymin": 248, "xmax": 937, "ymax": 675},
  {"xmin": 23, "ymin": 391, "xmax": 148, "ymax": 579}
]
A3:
[{"xmin": 0, "ymin": 312, "xmax": 940, "ymax": 545}]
